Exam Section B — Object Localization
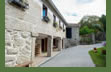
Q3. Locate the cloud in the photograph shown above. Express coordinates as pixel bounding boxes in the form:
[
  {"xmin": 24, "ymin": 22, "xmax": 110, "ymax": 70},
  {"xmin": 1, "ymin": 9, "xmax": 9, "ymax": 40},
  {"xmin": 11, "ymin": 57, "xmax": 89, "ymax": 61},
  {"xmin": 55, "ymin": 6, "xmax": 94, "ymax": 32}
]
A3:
[{"xmin": 52, "ymin": 0, "xmax": 106, "ymax": 23}]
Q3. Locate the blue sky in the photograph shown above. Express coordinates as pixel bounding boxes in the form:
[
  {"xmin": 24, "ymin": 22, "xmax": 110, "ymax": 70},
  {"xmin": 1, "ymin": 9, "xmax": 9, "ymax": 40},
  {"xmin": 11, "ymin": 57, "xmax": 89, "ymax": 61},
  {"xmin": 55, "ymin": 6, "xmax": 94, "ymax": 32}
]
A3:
[
  {"xmin": 76, "ymin": 0, "xmax": 93, "ymax": 4},
  {"xmin": 52, "ymin": 0, "xmax": 106, "ymax": 23}
]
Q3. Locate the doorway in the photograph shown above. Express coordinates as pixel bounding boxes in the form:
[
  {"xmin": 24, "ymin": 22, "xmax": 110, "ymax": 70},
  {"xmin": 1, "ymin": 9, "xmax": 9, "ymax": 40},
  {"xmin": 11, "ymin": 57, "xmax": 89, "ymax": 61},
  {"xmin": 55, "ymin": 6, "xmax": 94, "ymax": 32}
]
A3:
[
  {"xmin": 53, "ymin": 38, "xmax": 59, "ymax": 51},
  {"xmin": 41, "ymin": 38, "xmax": 48, "ymax": 53}
]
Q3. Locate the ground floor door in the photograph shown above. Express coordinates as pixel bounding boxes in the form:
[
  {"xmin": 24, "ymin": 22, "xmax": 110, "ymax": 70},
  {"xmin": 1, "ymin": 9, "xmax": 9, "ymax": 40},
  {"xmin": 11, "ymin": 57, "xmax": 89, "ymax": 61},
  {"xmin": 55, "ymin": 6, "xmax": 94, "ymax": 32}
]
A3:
[{"xmin": 41, "ymin": 38, "xmax": 48, "ymax": 53}]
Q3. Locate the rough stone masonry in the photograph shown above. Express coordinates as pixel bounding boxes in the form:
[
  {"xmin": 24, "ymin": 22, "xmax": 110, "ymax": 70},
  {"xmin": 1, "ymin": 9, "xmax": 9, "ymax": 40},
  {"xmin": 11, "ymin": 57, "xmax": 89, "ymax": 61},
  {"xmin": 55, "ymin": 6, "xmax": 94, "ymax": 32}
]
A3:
[{"xmin": 5, "ymin": 29, "xmax": 32, "ymax": 67}]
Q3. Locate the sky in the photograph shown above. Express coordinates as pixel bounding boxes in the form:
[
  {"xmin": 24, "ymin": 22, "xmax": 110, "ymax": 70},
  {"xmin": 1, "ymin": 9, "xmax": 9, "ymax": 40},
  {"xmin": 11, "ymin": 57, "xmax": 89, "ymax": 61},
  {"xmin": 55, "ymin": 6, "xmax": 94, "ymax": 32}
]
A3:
[{"xmin": 52, "ymin": 0, "xmax": 106, "ymax": 23}]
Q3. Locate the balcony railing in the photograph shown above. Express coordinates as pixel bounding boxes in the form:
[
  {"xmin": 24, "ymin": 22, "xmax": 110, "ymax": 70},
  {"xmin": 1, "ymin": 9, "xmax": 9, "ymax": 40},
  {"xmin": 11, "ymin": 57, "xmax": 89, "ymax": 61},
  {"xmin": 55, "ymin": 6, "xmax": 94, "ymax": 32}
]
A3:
[{"xmin": 42, "ymin": 16, "xmax": 50, "ymax": 23}]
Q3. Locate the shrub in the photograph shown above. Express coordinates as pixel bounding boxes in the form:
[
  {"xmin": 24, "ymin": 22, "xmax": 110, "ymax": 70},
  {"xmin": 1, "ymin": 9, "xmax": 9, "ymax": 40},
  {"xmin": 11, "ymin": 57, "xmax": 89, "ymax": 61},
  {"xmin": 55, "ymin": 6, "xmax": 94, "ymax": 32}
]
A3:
[{"xmin": 102, "ymin": 50, "xmax": 106, "ymax": 55}]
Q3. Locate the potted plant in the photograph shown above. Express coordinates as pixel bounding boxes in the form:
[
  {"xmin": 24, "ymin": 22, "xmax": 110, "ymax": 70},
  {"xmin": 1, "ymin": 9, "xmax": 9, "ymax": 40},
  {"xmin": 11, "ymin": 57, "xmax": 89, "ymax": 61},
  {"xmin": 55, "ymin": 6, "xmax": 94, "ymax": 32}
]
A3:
[{"xmin": 53, "ymin": 22, "xmax": 58, "ymax": 28}]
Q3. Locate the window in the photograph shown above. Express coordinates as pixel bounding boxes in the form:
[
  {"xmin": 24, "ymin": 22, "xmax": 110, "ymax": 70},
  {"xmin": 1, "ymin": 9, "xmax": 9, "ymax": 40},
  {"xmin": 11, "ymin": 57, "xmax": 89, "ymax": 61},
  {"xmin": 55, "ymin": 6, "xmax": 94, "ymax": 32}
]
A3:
[
  {"xmin": 59, "ymin": 20, "xmax": 62, "ymax": 29},
  {"xmin": 59, "ymin": 20, "xmax": 60, "ymax": 25},
  {"xmin": 43, "ymin": 4, "xmax": 47, "ymax": 17},
  {"xmin": 53, "ymin": 15, "xmax": 58, "ymax": 27},
  {"xmin": 42, "ymin": 4, "xmax": 50, "ymax": 23},
  {"xmin": 63, "ymin": 24, "xmax": 66, "ymax": 31},
  {"xmin": 63, "ymin": 23, "xmax": 64, "ymax": 29},
  {"xmin": 66, "ymin": 28, "xmax": 72, "ymax": 38},
  {"xmin": 53, "ymin": 15, "xmax": 56, "ymax": 24}
]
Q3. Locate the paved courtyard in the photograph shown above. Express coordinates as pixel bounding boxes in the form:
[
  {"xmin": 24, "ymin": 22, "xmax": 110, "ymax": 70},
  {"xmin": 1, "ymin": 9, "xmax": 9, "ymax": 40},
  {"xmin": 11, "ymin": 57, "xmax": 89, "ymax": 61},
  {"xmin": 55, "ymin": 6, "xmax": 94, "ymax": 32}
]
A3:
[{"xmin": 39, "ymin": 43, "xmax": 103, "ymax": 67}]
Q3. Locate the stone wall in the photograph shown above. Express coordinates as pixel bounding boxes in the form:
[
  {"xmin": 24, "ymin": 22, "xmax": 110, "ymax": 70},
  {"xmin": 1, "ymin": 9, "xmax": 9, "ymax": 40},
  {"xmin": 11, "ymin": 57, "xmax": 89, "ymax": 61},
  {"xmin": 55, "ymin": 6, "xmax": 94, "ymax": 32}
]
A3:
[
  {"xmin": 5, "ymin": 29, "xmax": 32, "ymax": 67},
  {"xmin": 5, "ymin": 0, "xmax": 66, "ymax": 38},
  {"xmin": 65, "ymin": 27, "xmax": 80, "ymax": 48},
  {"xmin": 5, "ymin": 0, "xmax": 66, "ymax": 67},
  {"xmin": 72, "ymin": 27, "xmax": 80, "ymax": 41}
]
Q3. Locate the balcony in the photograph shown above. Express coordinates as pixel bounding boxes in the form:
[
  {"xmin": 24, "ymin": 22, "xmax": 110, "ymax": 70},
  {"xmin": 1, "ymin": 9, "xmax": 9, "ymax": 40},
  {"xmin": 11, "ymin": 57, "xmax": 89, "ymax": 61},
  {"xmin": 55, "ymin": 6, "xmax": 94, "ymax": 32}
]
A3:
[{"xmin": 42, "ymin": 16, "xmax": 50, "ymax": 23}]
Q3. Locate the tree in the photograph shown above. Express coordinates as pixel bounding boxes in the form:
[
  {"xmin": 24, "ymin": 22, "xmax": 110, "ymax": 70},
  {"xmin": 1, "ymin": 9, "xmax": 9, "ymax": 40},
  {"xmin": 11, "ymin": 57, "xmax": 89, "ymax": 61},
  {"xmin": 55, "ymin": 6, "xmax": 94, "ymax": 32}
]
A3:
[
  {"xmin": 99, "ymin": 15, "xmax": 106, "ymax": 32},
  {"xmin": 80, "ymin": 26, "xmax": 94, "ymax": 35},
  {"xmin": 79, "ymin": 15, "xmax": 103, "ymax": 33},
  {"xmin": 79, "ymin": 15, "xmax": 104, "ymax": 44}
]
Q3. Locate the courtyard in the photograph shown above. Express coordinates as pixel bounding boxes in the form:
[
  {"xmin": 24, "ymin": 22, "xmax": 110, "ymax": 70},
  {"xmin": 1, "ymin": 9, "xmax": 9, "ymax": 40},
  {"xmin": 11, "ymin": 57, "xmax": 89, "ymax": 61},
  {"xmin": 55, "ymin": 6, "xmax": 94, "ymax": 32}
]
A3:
[{"xmin": 39, "ymin": 43, "xmax": 103, "ymax": 67}]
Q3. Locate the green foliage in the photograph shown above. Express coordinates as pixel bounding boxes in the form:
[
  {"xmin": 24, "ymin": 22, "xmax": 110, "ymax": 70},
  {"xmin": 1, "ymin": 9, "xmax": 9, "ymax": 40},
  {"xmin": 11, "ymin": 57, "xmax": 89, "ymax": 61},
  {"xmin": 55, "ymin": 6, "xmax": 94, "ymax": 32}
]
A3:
[
  {"xmin": 79, "ymin": 16, "xmax": 100, "ymax": 27},
  {"xmin": 79, "ymin": 15, "xmax": 106, "ymax": 35},
  {"xmin": 99, "ymin": 15, "xmax": 106, "ymax": 32},
  {"xmin": 53, "ymin": 22, "xmax": 58, "ymax": 28},
  {"xmin": 91, "ymin": 24, "xmax": 104, "ymax": 32},
  {"xmin": 80, "ymin": 26, "xmax": 94, "ymax": 35}
]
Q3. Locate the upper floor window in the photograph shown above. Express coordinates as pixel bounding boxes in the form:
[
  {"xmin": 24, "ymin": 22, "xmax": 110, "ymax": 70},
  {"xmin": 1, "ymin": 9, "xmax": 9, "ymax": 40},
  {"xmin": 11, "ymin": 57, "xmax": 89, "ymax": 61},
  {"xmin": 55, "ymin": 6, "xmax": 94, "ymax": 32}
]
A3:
[
  {"xmin": 63, "ymin": 24, "xmax": 66, "ymax": 32},
  {"xmin": 43, "ymin": 4, "xmax": 47, "ymax": 17},
  {"xmin": 59, "ymin": 20, "xmax": 61, "ymax": 26},
  {"xmin": 53, "ymin": 15, "xmax": 58, "ymax": 27},
  {"xmin": 42, "ymin": 4, "xmax": 50, "ymax": 23},
  {"xmin": 59, "ymin": 20, "xmax": 62, "ymax": 29},
  {"xmin": 53, "ymin": 15, "xmax": 56, "ymax": 23}
]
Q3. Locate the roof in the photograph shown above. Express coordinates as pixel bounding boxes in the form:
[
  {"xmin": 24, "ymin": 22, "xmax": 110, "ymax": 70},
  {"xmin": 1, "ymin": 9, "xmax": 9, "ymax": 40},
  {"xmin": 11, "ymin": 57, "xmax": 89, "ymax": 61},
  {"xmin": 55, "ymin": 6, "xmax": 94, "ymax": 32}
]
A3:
[{"xmin": 67, "ymin": 23, "xmax": 80, "ymax": 27}]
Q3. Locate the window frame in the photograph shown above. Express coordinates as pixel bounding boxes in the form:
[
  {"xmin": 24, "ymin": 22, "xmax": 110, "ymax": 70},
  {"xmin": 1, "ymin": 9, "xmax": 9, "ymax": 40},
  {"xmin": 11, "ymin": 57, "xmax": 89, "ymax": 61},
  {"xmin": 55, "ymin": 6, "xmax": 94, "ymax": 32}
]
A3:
[{"xmin": 43, "ymin": 4, "xmax": 48, "ymax": 17}]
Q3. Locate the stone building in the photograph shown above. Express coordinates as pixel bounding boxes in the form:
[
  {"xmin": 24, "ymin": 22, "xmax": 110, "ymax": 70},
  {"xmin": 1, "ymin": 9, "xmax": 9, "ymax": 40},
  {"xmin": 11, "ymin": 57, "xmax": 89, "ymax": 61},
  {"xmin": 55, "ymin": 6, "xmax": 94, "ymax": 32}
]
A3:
[
  {"xmin": 5, "ymin": 0, "xmax": 67, "ymax": 67},
  {"xmin": 65, "ymin": 24, "xmax": 80, "ymax": 48}
]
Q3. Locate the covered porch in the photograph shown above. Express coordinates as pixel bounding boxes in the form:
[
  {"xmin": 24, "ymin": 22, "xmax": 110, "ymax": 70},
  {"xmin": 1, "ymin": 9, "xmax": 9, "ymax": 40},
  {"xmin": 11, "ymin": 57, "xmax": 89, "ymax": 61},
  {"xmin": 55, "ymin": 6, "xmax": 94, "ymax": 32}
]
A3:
[{"xmin": 31, "ymin": 33, "xmax": 64, "ymax": 67}]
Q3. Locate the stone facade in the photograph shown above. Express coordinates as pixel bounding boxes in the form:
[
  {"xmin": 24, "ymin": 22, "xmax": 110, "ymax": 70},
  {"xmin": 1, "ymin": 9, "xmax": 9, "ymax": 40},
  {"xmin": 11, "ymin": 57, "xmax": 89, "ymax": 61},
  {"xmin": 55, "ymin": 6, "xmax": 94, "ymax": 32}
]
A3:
[
  {"xmin": 5, "ymin": 0, "xmax": 66, "ymax": 38},
  {"xmin": 5, "ymin": 29, "xmax": 32, "ymax": 67},
  {"xmin": 65, "ymin": 24, "xmax": 80, "ymax": 48},
  {"xmin": 5, "ymin": 0, "xmax": 67, "ymax": 67}
]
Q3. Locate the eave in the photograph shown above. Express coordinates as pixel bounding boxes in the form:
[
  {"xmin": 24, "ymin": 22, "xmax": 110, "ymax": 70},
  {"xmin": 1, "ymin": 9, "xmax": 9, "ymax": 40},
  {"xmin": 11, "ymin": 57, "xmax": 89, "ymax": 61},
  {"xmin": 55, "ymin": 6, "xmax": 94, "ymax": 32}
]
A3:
[{"xmin": 41, "ymin": 0, "xmax": 68, "ymax": 26}]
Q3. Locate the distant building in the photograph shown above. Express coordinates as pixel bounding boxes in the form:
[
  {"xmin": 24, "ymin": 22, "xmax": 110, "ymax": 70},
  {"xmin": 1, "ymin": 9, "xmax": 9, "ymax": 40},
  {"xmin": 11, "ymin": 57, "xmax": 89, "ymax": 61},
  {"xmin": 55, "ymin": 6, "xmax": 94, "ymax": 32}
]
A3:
[{"xmin": 65, "ymin": 24, "xmax": 80, "ymax": 48}]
